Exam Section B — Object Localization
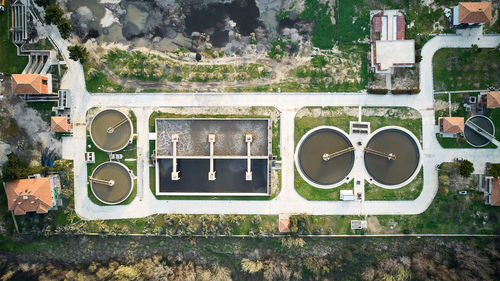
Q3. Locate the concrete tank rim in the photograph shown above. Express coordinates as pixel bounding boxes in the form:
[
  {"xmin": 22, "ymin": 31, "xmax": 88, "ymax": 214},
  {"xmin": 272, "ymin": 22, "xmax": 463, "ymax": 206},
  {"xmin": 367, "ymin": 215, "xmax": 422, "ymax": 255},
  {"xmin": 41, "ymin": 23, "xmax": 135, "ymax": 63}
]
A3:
[
  {"xmin": 90, "ymin": 161, "xmax": 134, "ymax": 205},
  {"xmin": 294, "ymin": 126, "xmax": 355, "ymax": 189},
  {"xmin": 364, "ymin": 126, "xmax": 423, "ymax": 189},
  {"xmin": 89, "ymin": 109, "xmax": 133, "ymax": 153}
]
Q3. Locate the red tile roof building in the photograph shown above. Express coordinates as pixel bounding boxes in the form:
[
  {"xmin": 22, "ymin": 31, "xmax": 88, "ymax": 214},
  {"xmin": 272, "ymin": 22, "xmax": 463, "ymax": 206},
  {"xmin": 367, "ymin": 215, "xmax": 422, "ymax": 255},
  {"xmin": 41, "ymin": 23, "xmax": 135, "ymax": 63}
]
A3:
[
  {"xmin": 279, "ymin": 214, "xmax": 291, "ymax": 233},
  {"xmin": 439, "ymin": 117, "xmax": 465, "ymax": 134},
  {"xmin": 396, "ymin": 16, "xmax": 405, "ymax": 40},
  {"xmin": 51, "ymin": 116, "xmax": 72, "ymax": 133},
  {"xmin": 487, "ymin": 91, "xmax": 500, "ymax": 109},
  {"xmin": 458, "ymin": 2, "xmax": 492, "ymax": 24},
  {"xmin": 11, "ymin": 74, "xmax": 51, "ymax": 95},
  {"xmin": 373, "ymin": 16, "xmax": 382, "ymax": 33},
  {"xmin": 4, "ymin": 175, "xmax": 60, "ymax": 215}
]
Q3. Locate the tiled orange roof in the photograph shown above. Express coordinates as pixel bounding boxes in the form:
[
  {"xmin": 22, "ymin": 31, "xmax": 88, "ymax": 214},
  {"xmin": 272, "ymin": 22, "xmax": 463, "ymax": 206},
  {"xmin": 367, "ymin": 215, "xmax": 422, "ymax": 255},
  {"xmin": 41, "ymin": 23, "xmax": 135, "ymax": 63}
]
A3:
[
  {"xmin": 51, "ymin": 116, "xmax": 71, "ymax": 132},
  {"xmin": 11, "ymin": 74, "xmax": 50, "ymax": 95},
  {"xmin": 5, "ymin": 178, "xmax": 53, "ymax": 215},
  {"xmin": 491, "ymin": 178, "xmax": 500, "ymax": 206},
  {"xmin": 279, "ymin": 218, "xmax": 291, "ymax": 233},
  {"xmin": 459, "ymin": 2, "xmax": 492, "ymax": 23},
  {"xmin": 487, "ymin": 91, "xmax": 500, "ymax": 108},
  {"xmin": 441, "ymin": 117, "xmax": 465, "ymax": 134}
]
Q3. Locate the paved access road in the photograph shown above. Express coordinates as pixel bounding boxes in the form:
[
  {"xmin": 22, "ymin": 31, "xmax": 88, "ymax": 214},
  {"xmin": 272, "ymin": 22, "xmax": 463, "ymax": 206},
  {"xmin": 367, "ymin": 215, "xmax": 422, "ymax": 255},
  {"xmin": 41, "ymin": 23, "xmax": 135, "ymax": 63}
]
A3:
[{"xmin": 41, "ymin": 21, "xmax": 500, "ymax": 219}]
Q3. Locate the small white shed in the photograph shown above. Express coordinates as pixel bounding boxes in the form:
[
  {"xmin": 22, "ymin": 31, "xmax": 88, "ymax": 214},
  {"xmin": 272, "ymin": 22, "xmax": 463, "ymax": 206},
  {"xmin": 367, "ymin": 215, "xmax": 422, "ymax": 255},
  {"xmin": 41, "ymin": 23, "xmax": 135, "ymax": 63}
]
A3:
[{"xmin": 340, "ymin": 190, "xmax": 355, "ymax": 201}]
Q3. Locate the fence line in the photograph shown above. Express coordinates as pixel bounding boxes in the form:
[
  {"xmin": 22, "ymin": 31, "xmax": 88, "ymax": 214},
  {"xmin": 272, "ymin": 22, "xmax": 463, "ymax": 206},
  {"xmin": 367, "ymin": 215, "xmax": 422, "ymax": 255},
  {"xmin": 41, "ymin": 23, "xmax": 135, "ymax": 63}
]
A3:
[{"xmin": 42, "ymin": 232, "xmax": 500, "ymax": 238}]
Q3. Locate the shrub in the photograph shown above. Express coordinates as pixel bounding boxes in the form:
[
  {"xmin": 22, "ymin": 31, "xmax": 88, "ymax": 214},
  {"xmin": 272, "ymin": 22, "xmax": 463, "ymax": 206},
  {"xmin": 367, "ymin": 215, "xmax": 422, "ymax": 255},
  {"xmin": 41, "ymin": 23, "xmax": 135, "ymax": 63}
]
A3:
[{"xmin": 68, "ymin": 45, "xmax": 89, "ymax": 63}]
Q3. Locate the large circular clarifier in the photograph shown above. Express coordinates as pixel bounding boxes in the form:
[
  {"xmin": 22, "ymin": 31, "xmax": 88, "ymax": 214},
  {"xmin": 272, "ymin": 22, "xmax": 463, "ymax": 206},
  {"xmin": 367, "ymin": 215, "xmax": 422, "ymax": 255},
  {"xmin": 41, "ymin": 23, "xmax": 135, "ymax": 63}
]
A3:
[
  {"xmin": 90, "ymin": 162, "xmax": 133, "ymax": 205},
  {"xmin": 364, "ymin": 128, "xmax": 420, "ymax": 186},
  {"xmin": 90, "ymin": 109, "xmax": 132, "ymax": 152},
  {"xmin": 464, "ymin": 115, "xmax": 495, "ymax": 147},
  {"xmin": 296, "ymin": 127, "xmax": 354, "ymax": 187}
]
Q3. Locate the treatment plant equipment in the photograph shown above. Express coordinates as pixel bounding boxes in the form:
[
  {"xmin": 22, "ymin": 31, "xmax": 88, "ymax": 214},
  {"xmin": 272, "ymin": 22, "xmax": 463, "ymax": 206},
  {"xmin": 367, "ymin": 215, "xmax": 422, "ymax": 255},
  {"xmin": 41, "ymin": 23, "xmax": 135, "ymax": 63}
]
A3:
[
  {"xmin": 90, "ymin": 161, "xmax": 133, "ymax": 205},
  {"xmin": 364, "ymin": 127, "xmax": 421, "ymax": 187},
  {"xmin": 296, "ymin": 126, "xmax": 355, "ymax": 188},
  {"xmin": 464, "ymin": 115, "xmax": 495, "ymax": 147},
  {"xmin": 90, "ymin": 109, "xmax": 133, "ymax": 152}
]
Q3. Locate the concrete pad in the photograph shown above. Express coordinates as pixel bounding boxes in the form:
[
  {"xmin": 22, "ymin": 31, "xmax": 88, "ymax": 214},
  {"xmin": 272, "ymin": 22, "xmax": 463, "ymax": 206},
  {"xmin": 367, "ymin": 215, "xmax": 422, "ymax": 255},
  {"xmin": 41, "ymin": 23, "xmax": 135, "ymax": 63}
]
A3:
[{"xmin": 375, "ymin": 40, "xmax": 415, "ymax": 71}]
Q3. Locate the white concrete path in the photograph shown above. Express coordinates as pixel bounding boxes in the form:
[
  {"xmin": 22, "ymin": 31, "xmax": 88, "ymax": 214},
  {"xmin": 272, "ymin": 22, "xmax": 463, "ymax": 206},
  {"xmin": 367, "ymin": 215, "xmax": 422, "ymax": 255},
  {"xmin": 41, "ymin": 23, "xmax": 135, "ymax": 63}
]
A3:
[{"xmin": 42, "ymin": 20, "xmax": 500, "ymax": 219}]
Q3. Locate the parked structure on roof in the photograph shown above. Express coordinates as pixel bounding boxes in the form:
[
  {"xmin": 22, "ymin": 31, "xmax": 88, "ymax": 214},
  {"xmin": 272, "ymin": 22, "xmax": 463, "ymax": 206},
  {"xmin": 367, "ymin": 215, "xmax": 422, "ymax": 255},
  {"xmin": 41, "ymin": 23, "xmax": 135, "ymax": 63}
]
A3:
[
  {"xmin": 439, "ymin": 117, "xmax": 465, "ymax": 138},
  {"xmin": 370, "ymin": 10, "xmax": 415, "ymax": 73},
  {"xmin": 452, "ymin": 2, "xmax": 492, "ymax": 26},
  {"xmin": 11, "ymin": 73, "xmax": 53, "ymax": 96},
  {"xmin": 4, "ymin": 174, "xmax": 61, "ymax": 215}
]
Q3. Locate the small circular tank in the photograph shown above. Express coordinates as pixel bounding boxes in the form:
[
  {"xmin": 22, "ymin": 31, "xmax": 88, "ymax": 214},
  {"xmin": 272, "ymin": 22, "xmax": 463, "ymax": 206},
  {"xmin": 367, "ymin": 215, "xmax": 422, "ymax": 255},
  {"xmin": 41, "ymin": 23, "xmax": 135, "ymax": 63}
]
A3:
[
  {"xmin": 464, "ymin": 115, "xmax": 495, "ymax": 147},
  {"xmin": 295, "ymin": 126, "xmax": 354, "ymax": 188},
  {"xmin": 364, "ymin": 127, "xmax": 420, "ymax": 186},
  {"xmin": 90, "ymin": 109, "xmax": 132, "ymax": 152},
  {"xmin": 90, "ymin": 161, "xmax": 133, "ymax": 205}
]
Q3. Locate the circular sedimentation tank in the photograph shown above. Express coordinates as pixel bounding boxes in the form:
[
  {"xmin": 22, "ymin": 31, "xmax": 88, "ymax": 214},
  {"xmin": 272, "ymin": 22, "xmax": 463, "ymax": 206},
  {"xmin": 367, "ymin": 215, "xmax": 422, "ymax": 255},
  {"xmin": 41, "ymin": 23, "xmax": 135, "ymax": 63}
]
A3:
[
  {"xmin": 464, "ymin": 115, "xmax": 495, "ymax": 147},
  {"xmin": 90, "ymin": 162, "xmax": 133, "ymax": 205},
  {"xmin": 296, "ymin": 127, "xmax": 354, "ymax": 187},
  {"xmin": 364, "ymin": 128, "xmax": 420, "ymax": 186},
  {"xmin": 90, "ymin": 109, "xmax": 132, "ymax": 152}
]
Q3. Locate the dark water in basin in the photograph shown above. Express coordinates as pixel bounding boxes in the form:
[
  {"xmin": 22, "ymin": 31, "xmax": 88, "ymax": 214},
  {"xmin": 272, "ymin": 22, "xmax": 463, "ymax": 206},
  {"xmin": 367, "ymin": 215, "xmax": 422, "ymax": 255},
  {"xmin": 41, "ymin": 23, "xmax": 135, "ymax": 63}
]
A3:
[
  {"xmin": 364, "ymin": 129, "xmax": 420, "ymax": 186},
  {"xmin": 464, "ymin": 115, "xmax": 494, "ymax": 147},
  {"xmin": 184, "ymin": 0, "xmax": 261, "ymax": 37},
  {"xmin": 158, "ymin": 158, "xmax": 268, "ymax": 194},
  {"xmin": 91, "ymin": 162, "xmax": 132, "ymax": 204},
  {"xmin": 90, "ymin": 110, "xmax": 132, "ymax": 152},
  {"xmin": 298, "ymin": 129, "xmax": 354, "ymax": 185}
]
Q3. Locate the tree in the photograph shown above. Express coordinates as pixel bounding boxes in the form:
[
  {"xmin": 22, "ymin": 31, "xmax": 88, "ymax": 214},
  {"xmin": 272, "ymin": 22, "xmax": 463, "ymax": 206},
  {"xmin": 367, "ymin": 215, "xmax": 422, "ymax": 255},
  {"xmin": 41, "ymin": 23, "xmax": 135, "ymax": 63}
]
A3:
[
  {"xmin": 68, "ymin": 45, "xmax": 89, "ymax": 63},
  {"xmin": 34, "ymin": 0, "xmax": 51, "ymax": 7},
  {"xmin": 487, "ymin": 164, "xmax": 500, "ymax": 178},
  {"xmin": 44, "ymin": 5, "xmax": 64, "ymax": 25},
  {"xmin": 1, "ymin": 154, "xmax": 29, "ymax": 182},
  {"xmin": 1, "ymin": 154, "xmax": 47, "ymax": 182},
  {"xmin": 58, "ymin": 18, "xmax": 72, "ymax": 39},
  {"xmin": 459, "ymin": 160, "xmax": 474, "ymax": 178}
]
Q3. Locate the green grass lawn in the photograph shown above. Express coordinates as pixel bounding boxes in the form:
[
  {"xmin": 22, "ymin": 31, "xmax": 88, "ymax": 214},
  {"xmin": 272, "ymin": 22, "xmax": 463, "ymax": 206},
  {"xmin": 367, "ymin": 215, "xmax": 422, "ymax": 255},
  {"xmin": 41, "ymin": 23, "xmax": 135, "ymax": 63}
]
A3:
[
  {"xmin": 26, "ymin": 101, "xmax": 57, "ymax": 124},
  {"xmin": 436, "ymin": 133, "xmax": 497, "ymax": 149},
  {"xmin": 433, "ymin": 48, "xmax": 500, "ymax": 91},
  {"xmin": 0, "ymin": 1, "xmax": 28, "ymax": 75},
  {"xmin": 372, "ymin": 163, "xmax": 500, "ymax": 234},
  {"xmin": 294, "ymin": 168, "xmax": 354, "ymax": 201},
  {"xmin": 486, "ymin": 108, "xmax": 500, "ymax": 140},
  {"xmin": 364, "ymin": 169, "xmax": 423, "ymax": 200},
  {"xmin": 83, "ymin": 61, "xmax": 131, "ymax": 93},
  {"xmin": 361, "ymin": 108, "xmax": 422, "ymax": 142},
  {"xmin": 294, "ymin": 107, "xmax": 358, "ymax": 144}
]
